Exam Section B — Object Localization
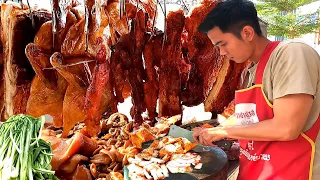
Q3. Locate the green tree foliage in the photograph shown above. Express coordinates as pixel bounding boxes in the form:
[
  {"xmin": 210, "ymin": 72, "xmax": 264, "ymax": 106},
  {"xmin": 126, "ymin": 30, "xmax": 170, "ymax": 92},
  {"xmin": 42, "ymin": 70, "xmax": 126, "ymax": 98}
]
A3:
[{"xmin": 256, "ymin": 0, "xmax": 320, "ymax": 38}]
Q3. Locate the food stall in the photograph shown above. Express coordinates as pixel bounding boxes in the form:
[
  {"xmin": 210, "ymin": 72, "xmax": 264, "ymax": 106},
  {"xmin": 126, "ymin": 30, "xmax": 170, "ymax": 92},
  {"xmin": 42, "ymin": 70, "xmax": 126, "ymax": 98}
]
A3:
[{"xmin": 0, "ymin": 0, "xmax": 244, "ymax": 179}]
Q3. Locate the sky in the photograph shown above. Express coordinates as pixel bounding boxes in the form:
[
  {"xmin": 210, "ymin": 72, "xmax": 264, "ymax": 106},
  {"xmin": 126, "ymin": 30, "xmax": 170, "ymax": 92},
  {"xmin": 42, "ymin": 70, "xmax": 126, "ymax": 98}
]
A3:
[
  {"xmin": 251, "ymin": 0, "xmax": 320, "ymax": 14},
  {"xmin": 299, "ymin": 1, "xmax": 320, "ymax": 14}
]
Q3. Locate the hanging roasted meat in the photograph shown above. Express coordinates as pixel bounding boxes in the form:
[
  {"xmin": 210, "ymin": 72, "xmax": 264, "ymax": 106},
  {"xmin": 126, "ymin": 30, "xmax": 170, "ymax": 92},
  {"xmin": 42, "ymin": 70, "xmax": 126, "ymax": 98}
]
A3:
[
  {"xmin": 12, "ymin": 0, "xmax": 253, "ymax": 178},
  {"xmin": 131, "ymin": 0, "xmax": 157, "ymax": 32},
  {"xmin": 143, "ymin": 31, "xmax": 163, "ymax": 121},
  {"xmin": 0, "ymin": 0, "xmax": 248, "ymax": 139},
  {"xmin": 105, "ymin": 0, "xmax": 130, "ymax": 39},
  {"xmin": 51, "ymin": 0, "xmax": 74, "ymax": 51},
  {"xmin": 34, "ymin": 21, "xmax": 54, "ymax": 51},
  {"xmin": 52, "ymin": 9, "xmax": 79, "ymax": 52},
  {"xmin": 84, "ymin": 60, "xmax": 117, "ymax": 137},
  {"xmin": 181, "ymin": 0, "xmax": 222, "ymax": 107},
  {"xmin": 158, "ymin": 10, "xmax": 185, "ymax": 117},
  {"xmin": 25, "ymin": 1, "xmax": 79, "ymax": 127},
  {"xmin": 181, "ymin": 46, "xmax": 223, "ymax": 106},
  {"xmin": 180, "ymin": 31, "xmax": 192, "ymax": 91},
  {"xmin": 1, "ymin": 3, "xmax": 50, "ymax": 119},
  {"xmin": 33, "ymin": 5, "xmax": 79, "ymax": 52},
  {"xmin": 50, "ymin": 53, "xmax": 117, "ymax": 137},
  {"xmin": 81, "ymin": 0, "xmax": 117, "ymax": 137},
  {"xmin": 61, "ymin": 3, "xmax": 110, "ymax": 58},
  {"xmin": 61, "ymin": 18, "xmax": 87, "ymax": 57},
  {"xmin": 50, "ymin": 53, "xmax": 91, "ymax": 137},
  {"xmin": 184, "ymin": 0, "xmax": 220, "ymax": 59},
  {"xmin": 118, "ymin": 9, "xmax": 148, "ymax": 124},
  {"xmin": 110, "ymin": 46, "xmax": 131, "ymax": 103},
  {"xmin": 204, "ymin": 59, "xmax": 247, "ymax": 114},
  {"xmin": 26, "ymin": 43, "xmax": 68, "ymax": 128}
]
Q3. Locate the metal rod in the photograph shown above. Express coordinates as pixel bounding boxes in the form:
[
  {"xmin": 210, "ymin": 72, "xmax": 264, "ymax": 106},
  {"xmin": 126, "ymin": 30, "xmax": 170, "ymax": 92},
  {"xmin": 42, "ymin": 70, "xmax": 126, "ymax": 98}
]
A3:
[
  {"xmin": 120, "ymin": 0, "xmax": 125, "ymax": 19},
  {"xmin": 43, "ymin": 60, "xmax": 96, "ymax": 70},
  {"xmin": 180, "ymin": 0, "xmax": 189, "ymax": 12},
  {"xmin": 162, "ymin": 0, "xmax": 167, "ymax": 51}
]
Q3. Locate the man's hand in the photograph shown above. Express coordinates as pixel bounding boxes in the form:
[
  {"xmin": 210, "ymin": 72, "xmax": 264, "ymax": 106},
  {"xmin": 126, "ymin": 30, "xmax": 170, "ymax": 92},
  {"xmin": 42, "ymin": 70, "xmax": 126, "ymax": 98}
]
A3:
[
  {"xmin": 192, "ymin": 127, "xmax": 203, "ymax": 143},
  {"xmin": 192, "ymin": 127, "xmax": 228, "ymax": 146}
]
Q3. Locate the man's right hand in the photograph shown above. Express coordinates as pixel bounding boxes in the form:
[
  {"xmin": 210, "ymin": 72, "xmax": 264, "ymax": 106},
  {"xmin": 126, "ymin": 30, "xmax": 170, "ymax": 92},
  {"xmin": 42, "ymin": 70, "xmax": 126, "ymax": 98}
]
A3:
[{"xmin": 192, "ymin": 127, "xmax": 203, "ymax": 143}]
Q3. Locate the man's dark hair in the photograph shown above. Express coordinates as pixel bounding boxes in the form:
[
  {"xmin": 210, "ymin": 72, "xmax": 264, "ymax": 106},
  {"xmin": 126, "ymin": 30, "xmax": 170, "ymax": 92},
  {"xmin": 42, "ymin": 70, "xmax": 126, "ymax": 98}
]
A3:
[{"xmin": 198, "ymin": 0, "xmax": 262, "ymax": 38}]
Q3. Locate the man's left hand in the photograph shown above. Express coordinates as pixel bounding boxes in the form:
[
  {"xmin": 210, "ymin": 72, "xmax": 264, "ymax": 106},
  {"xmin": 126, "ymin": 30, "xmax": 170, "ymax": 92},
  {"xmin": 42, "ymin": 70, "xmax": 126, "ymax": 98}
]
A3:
[{"xmin": 193, "ymin": 127, "xmax": 228, "ymax": 146}]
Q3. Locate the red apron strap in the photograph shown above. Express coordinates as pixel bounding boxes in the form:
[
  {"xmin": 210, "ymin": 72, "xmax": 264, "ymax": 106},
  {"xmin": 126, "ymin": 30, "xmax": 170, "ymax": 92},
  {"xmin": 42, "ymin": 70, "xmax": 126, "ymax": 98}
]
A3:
[{"xmin": 255, "ymin": 41, "xmax": 281, "ymax": 84}]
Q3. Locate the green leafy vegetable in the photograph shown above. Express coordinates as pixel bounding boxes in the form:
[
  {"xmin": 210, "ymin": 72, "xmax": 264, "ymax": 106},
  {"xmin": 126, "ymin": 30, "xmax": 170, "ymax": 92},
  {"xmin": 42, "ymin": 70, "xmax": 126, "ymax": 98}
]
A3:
[{"xmin": 0, "ymin": 114, "xmax": 58, "ymax": 180}]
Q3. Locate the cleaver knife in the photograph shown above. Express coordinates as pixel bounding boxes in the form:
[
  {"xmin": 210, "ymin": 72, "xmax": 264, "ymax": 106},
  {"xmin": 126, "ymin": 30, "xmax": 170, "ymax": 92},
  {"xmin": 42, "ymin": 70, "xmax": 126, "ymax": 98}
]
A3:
[{"xmin": 169, "ymin": 125, "xmax": 232, "ymax": 151}]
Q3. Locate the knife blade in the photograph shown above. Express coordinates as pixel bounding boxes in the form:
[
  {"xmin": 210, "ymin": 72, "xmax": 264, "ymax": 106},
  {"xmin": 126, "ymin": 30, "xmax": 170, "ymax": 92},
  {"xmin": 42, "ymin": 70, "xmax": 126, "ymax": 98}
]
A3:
[{"xmin": 169, "ymin": 125, "xmax": 232, "ymax": 150}]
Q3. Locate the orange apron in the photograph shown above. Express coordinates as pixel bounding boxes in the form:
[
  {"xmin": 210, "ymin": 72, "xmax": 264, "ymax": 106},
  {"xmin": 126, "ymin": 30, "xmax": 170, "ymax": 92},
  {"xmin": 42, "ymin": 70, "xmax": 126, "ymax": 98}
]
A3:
[{"xmin": 235, "ymin": 41, "xmax": 320, "ymax": 180}]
